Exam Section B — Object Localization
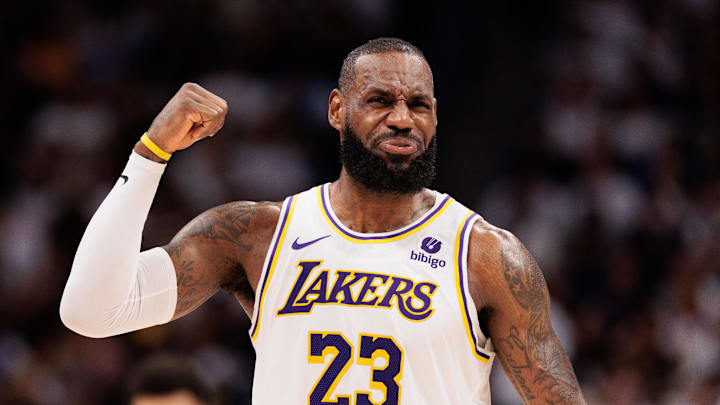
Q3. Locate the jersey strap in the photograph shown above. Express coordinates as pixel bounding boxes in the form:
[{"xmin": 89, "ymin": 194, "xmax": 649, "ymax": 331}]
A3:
[
  {"xmin": 455, "ymin": 211, "xmax": 492, "ymax": 362},
  {"xmin": 249, "ymin": 195, "xmax": 297, "ymax": 341}
]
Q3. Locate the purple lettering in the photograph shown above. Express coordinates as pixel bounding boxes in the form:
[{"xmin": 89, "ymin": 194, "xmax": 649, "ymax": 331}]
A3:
[{"xmin": 276, "ymin": 261, "xmax": 321, "ymax": 315}]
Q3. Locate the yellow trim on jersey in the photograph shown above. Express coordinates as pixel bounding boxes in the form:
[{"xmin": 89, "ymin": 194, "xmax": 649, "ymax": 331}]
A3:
[
  {"xmin": 317, "ymin": 185, "xmax": 453, "ymax": 244},
  {"xmin": 250, "ymin": 196, "xmax": 297, "ymax": 341},
  {"xmin": 454, "ymin": 211, "xmax": 489, "ymax": 363}
]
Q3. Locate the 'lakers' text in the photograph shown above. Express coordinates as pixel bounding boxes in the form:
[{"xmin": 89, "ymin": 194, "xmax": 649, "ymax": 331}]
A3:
[{"xmin": 276, "ymin": 261, "xmax": 438, "ymax": 321}]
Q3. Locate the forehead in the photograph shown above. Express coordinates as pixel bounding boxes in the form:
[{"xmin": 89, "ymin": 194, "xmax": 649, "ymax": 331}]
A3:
[
  {"xmin": 351, "ymin": 52, "xmax": 433, "ymax": 96},
  {"xmin": 132, "ymin": 391, "xmax": 203, "ymax": 405}
]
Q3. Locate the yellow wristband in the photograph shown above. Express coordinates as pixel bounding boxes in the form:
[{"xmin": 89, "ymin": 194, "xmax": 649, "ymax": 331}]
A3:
[{"xmin": 140, "ymin": 132, "xmax": 172, "ymax": 161}]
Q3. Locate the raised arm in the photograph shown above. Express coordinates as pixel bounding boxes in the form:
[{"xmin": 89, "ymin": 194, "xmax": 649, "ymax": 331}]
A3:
[
  {"xmin": 59, "ymin": 83, "xmax": 263, "ymax": 338},
  {"xmin": 467, "ymin": 221, "xmax": 586, "ymax": 404}
]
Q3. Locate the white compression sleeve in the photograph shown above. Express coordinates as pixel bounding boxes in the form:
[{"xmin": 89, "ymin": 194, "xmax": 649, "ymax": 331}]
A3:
[{"xmin": 60, "ymin": 151, "xmax": 177, "ymax": 338}]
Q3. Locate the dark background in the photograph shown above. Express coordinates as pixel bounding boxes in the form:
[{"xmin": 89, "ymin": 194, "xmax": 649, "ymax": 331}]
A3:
[{"xmin": 1, "ymin": 1, "xmax": 719, "ymax": 404}]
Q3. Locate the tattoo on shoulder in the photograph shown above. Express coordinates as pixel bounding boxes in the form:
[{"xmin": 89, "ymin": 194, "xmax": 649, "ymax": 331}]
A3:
[
  {"xmin": 186, "ymin": 202, "xmax": 255, "ymax": 250},
  {"xmin": 166, "ymin": 201, "xmax": 280, "ymax": 258},
  {"xmin": 496, "ymin": 239, "xmax": 584, "ymax": 404}
]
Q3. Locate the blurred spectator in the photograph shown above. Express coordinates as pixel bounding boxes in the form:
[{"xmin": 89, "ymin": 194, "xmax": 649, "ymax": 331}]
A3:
[
  {"xmin": 1, "ymin": 1, "xmax": 719, "ymax": 404},
  {"xmin": 126, "ymin": 354, "xmax": 218, "ymax": 405}
]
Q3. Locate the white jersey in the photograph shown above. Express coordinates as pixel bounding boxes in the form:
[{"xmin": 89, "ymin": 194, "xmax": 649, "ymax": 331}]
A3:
[{"xmin": 249, "ymin": 184, "xmax": 496, "ymax": 405}]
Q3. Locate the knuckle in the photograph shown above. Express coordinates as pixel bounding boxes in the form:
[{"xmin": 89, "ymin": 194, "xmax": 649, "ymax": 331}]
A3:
[
  {"xmin": 182, "ymin": 106, "xmax": 198, "ymax": 118},
  {"xmin": 179, "ymin": 98, "xmax": 193, "ymax": 110}
]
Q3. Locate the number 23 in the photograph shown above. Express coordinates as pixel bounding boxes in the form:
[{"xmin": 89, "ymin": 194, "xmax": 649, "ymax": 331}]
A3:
[{"xmin": 308, "ymin": 332, "xmax": 403, "ymax": 405}]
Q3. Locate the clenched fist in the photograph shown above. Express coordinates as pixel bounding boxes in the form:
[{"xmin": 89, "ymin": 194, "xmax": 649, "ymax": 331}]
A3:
[{"xmin": 135, "ymin": 83, "xmax": 227, "ymax": 162}]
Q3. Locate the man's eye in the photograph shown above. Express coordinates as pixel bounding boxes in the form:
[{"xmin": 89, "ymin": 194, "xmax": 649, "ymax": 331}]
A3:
[
  {"xmin": 411, "ymin": 101, "xmax": 430, "ymax": 109},
  {"xmin": 368, "ymin": 97, "xmax": 387, "ymax": 104}
]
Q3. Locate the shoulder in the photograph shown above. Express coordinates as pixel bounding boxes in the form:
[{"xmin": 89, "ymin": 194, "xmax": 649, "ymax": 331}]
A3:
[
  {"xmin": 193, "ymin": 200, "xmax": 282, "ymax": 230},
  {"xmin": 167, "ymin": 200, "xmax": 283, "ymax": 256},
  {"xmin": 200, "ymin": 200, "xmax": 283, "ymax": 230},
  {"xmin": 467, "ymin": 217, "xmax": 518, "ymax": 271},
  {"xmin": 466, "ymin": 217, "xmax": 548, "ymax": 311}
]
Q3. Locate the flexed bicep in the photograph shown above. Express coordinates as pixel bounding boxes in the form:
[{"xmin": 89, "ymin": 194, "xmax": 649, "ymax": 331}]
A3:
[{"xmin": 164, "ymin": 201, "xmax": 281, "ymax": 320}]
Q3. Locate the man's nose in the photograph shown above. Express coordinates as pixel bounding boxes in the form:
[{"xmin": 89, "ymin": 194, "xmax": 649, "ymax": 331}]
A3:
[{"xmin": 385, "ymin": 102, "xmax": 413, "ymax": 131}]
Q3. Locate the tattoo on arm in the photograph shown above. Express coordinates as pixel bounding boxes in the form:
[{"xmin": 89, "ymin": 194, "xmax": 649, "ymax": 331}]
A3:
[
  {"xmin": 165, "ymin": 202, "xmax": 265, "ymax": 319},
  {"xmin": 166, "ymin": 202, "xmax": 256, "ymax": 258},
  {"xmin": 174, "ymin": 259, "xmax": 210, "ymax": 314},
  {"xmin": 495, "ymin": 241, "xmax": 585, "ymax": 405}
]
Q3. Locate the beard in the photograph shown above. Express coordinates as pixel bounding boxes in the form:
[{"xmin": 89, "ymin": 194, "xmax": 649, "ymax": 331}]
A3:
[{"xmin": 339, "ymin": 121, "xmax": 437, "ymax": 194}]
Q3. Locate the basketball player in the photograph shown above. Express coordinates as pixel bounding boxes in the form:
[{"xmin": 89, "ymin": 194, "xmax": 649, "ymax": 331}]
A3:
[{"xmin": 61, "ymin": 38, "xmax": 586, "ymax": 404}]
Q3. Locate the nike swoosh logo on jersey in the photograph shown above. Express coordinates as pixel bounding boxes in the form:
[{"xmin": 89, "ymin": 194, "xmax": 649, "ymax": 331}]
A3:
[
  {"xmin": 291, "ymin": 234, "xmax": 331, "ymax": 250},
  {"xmin": 119, "ymin": 175, "xmax": 129, "ymax": 184}
]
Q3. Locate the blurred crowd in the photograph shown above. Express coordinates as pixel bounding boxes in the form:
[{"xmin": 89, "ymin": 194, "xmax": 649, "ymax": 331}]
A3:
[{"xmin": 0, "ymin": 1, "xmax": 718, "ymax": 404}]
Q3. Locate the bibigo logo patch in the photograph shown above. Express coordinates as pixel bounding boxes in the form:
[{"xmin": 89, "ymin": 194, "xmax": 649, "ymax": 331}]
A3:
[
  {"xmin": 410, "ymin": 236, "xmax": 446, "ymax": 269},
  {"xmin": 420, "ymin": 237, "xmax": 442, "ymax": 254}
]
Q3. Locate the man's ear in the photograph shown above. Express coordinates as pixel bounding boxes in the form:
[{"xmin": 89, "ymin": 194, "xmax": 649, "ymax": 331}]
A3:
[
  {"xmin": 432, "ymin": 97, "xmax": 438, "ymax": 127},
  {"xmin": 328, "ymin": 89, "xmax": 345, "ymax": 134}
]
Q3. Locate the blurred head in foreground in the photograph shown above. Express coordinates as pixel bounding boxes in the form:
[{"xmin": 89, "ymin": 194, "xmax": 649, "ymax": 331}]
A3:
[{"xmin": 126, "ymin": 354, "xmax": 217, "ymax": 405}]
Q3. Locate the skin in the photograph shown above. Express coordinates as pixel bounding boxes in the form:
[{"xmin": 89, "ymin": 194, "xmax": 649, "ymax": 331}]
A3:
[
  {"xmin": 138, "ymin": 54, "xmax": 586, "ymax": 404},
  {"xmin": 131, "ymin": 391, "xmax": 206, "ymax": 405}
]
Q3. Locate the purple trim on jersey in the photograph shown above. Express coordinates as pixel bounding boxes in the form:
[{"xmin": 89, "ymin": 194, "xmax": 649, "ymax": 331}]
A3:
[
  {"xmin": 457, "ymin": 213, "xmax": 491, "ymax": 360},
  {"xmin": 320, "ymin": 184, "xmax": 451, "ymax": 241},
  {"xmin": 250, "ymin": 195, "xmax": 294, "ymax": 338}
]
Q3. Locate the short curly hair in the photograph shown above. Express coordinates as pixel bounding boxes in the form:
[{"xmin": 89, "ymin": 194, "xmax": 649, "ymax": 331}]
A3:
[
  {"xmin": 126, "ymin": 354, "xmax": 217, "ymax": 405},
  {"xmin": 338, "ymin": 37, "xmax": 431, "ymax": 93}
]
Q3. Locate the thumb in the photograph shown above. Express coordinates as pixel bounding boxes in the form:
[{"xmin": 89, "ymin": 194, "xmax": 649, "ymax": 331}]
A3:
[
  {"xmin": 187, "ymin": 121, "xmax": 213, "ymax": 140},
  {"xmin": 185, "ymin": 108, "xmax": 218, "ymax": 139}
]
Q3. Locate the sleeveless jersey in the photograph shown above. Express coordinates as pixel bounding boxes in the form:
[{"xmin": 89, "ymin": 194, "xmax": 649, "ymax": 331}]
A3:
[{"xmin": 249, "ymin": 184, "xmax": 496, "ymax": 405}]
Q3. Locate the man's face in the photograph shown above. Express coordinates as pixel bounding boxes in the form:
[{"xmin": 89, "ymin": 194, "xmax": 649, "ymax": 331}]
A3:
[
  {"xmin": 334, "ymin": 52, "xmax": 438, "ymax": 193},
  {"xmin": 343, "ymin": 52, "xmax": 437, "ymax": 167}
]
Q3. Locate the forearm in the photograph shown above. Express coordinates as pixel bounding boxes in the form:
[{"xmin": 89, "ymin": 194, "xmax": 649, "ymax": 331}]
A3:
[
  {"xmin": 496, "ymin": 328, "xmax": 586, "ymax": 405},
  {"xmin": 60, "ymin": 151, "xmax": 177, "ymax": 337}
]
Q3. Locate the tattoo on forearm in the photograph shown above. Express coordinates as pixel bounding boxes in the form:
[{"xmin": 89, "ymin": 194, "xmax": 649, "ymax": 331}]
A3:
[
  {"xmin": 497, "ymin": 242, "xmax": 584, "ymax": 404},
  {"xmin": 498, "ymin": 326, "xmax": 536, "ymax": 400}
]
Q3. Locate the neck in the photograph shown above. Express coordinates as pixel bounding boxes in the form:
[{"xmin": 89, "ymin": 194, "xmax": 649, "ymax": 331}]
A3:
[{"xmin": 329, "ymin": 169, "xmax": 436, "ymax": 233}]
